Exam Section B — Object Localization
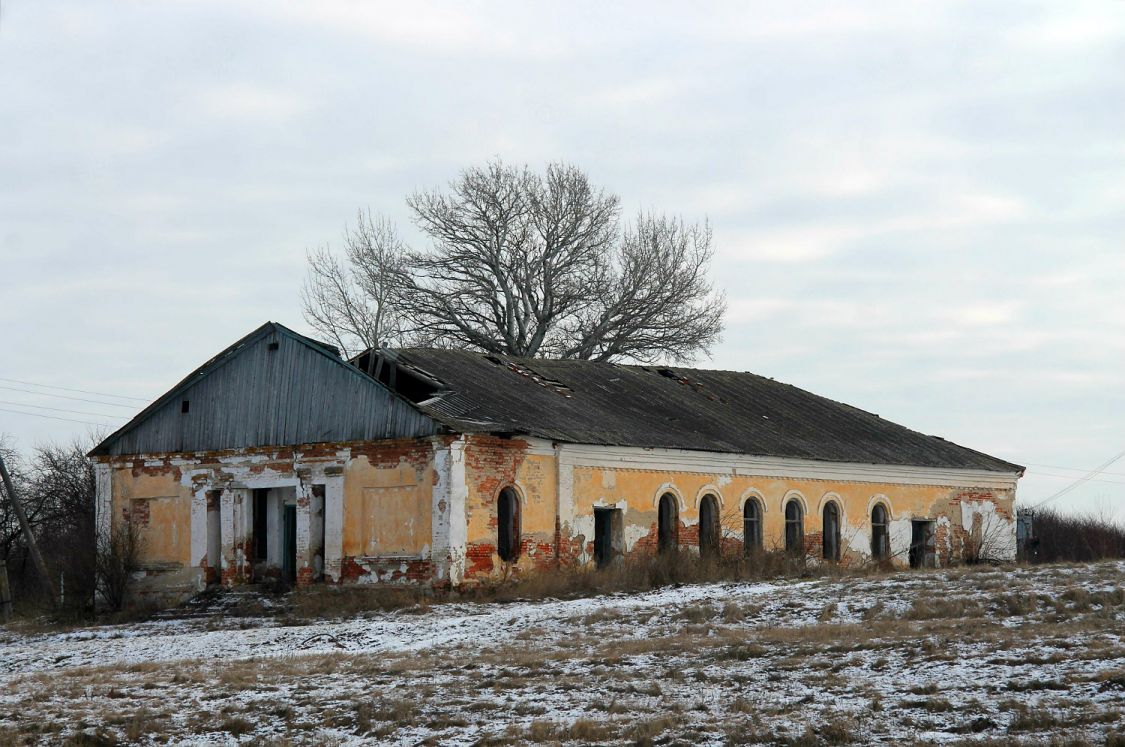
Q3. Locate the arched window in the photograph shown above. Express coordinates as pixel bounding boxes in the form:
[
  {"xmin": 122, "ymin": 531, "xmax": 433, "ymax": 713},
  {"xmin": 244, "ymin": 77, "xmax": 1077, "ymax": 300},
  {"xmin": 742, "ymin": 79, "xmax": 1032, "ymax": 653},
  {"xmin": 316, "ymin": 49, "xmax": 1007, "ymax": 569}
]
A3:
[
  {"xmin": 497, "ymin": 487, "xmax": 521, "ymax": 562},
  {"xmin": 699, "ymin": 494, "xmax": 720, "ymax": 558},
  {"xmin": 743, "ymin": 498, "xmax": 762, "ymax": 554},
  {"xmin": 871, "ymin": 504, "xmax": 888, "ymax": 561},
  {"xmin": 658, "ymin": 492, "xmax": 679, "ymax": 554},
  {"xmin": 784, "ymin": 499, "xmax": 804, "ymax": 557},
  {"xmin": 822, "ymin": 503, "xmax": 840, "ymax": 561}
]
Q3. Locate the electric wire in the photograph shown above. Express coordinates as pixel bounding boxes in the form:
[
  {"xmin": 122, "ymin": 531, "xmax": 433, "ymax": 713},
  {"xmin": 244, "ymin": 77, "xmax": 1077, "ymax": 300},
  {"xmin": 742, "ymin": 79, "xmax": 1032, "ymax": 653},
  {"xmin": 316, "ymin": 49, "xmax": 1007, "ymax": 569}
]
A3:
[
  {"xmin": 0, "ymin": 399, "xmax": 128, "ymax": 420},
  {"xmin": 0, "ymin": 376, "xmax": 149, "ymax": 402},
  {"xmin": 0, "ymin": 384, "xmax": 141, "ymax": 408},
  {"xmin": 0, "ymin": 406, "xmax": 116, "ymax": 427},
  {"xmin": 1032, "ymin": 449, "xmax": 1125, "ymax": 509},
  {"xmin": 1021, "ymin": 461, "xmax": 1125, "ymax": 478},
  {"xmin": 1026, "ymin": 469, "xmax": 1125, "ymax": 487}
]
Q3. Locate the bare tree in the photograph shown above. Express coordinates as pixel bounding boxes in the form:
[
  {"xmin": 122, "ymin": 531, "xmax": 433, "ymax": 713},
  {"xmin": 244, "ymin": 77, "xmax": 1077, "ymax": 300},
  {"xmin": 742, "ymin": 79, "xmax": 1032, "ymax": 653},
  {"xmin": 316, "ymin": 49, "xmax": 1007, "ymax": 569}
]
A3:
[
  {"xmin": 0, "ymin": 437, "xmax": 97, "ymax": 611},
  {"xmin": 301, "ymin": 209, "xmax": 412, "ymax": 358},
  {"xmin": 302, "ymin": 160, "xmax": 726, "ymax": 363}
]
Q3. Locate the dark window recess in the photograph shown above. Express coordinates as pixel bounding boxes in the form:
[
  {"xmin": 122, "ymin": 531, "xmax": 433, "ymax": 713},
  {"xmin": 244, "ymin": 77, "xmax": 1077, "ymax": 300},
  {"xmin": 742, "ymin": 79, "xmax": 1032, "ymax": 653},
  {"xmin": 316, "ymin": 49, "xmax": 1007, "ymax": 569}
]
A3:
[
  {"xmin": 784, "ymin": 500, "xmax": 804, "ymax": 556},
  {"xmin": 699, "ymin": 494, "xmax": 721, "ymax": 558},
  {"xmin": 658, "ymin": 493, "xmax": 679, "ymax": 554},
  {"xmin": 743, "ymin": 499, "xmax": 762, "ymax": 554},
  {"xmin": 497, "ymin": 487, "xmax": 521, "ymax": 562},
  {"xmin": 180, "ymin": 400, "xmax": 190, "ymax": 414},
  {"xmin": 871, "ymin": 504, "xmax": 889, "ymax": 561},
  {"xmin": 267, "ymin": 341, "xmax": 279, "ymax": 351},
  {"xmin": 253, "ymin": 489, "xmax": 268, "ymax": 561},
  {"xmin": 823, "ymin": 503, "xmax": 840, "ymax": 561}
]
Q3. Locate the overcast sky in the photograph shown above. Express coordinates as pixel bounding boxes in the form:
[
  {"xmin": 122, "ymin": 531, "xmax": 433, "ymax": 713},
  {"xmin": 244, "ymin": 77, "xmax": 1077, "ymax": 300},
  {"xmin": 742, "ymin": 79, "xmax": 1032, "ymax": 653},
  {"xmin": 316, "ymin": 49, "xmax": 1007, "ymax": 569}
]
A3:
[{"xmin": 1, "ymin": 1, "xmax": 1122, "ymax": 517}]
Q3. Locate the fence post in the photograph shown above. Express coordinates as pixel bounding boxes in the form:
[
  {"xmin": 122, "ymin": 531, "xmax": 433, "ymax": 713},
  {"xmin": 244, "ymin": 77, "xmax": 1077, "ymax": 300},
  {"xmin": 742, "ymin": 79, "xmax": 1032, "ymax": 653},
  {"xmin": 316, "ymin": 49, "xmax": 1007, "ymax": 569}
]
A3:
[{"xmin": 0, "ymin": 559, "xmax": 12, "ymax": 622}]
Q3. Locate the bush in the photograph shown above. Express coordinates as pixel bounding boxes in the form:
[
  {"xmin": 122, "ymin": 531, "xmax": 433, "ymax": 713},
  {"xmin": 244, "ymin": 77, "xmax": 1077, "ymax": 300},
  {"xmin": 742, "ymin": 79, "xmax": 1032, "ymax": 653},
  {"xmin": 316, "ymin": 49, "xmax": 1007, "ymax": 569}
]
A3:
[
  {"xmin": 96, "ymin": 521, "xmax": 143, "ymax": 612},
  {"xmin": 1032, "ymin": 508, "xmax": 1125, "ymax": 563}
]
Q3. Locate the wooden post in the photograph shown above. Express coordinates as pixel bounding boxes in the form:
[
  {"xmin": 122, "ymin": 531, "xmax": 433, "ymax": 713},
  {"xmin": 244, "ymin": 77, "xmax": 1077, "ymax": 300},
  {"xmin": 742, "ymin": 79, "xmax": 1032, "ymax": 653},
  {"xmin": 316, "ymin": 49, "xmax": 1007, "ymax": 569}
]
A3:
[
  {"xmin": 0, "ymin": 559, "xmax": 12, "ymax": 622},
  {"xmin": 0, "ymin": 452, "xmax": 57, "ymax": 606}
]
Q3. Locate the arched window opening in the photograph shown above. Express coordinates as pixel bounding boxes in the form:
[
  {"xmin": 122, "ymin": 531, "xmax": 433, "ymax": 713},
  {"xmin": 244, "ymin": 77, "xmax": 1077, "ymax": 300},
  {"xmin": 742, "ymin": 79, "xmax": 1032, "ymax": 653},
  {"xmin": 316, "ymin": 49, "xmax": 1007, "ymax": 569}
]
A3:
[
  {"xmin": 658, "ymin": 492, "xmax": 679, "ymax": 554},
  {"xmin": 698, "ymin": 494, "xmax": 720, "ymax": 559},
  {"xmin": 871, "ymin": 504, "xmax": 888, "ymax": 562},
  {"xmin": 822, "ymin": 503, "xmax": 840, "ymax": 561},
  {"xmin": 784, "ymin": 500, "xmax": 804, "ymax": 557},
  {"xmin": 743, "ymin": 498, "xmax": 762, "ymax": 555},
  {"xmin": 497, "ymin": 487, "xmax": 521, "ymax": 562}
]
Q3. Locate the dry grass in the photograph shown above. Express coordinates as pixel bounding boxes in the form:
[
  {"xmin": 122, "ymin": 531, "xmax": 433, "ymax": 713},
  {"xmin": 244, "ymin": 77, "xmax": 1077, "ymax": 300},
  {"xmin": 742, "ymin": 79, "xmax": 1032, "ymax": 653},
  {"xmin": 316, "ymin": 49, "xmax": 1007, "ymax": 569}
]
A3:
[{"xmin": 2, "ymin": 561, "xmax": 1123, "ymax": 745}]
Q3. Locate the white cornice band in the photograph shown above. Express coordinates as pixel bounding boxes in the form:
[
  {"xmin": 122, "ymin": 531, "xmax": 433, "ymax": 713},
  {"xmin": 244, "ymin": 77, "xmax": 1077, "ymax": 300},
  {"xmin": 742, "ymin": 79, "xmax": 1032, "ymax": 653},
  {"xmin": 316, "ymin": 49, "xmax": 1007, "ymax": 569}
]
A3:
[{"xmin": 549, "ymin": 442, "xmax": 1019, "ymax": 490}]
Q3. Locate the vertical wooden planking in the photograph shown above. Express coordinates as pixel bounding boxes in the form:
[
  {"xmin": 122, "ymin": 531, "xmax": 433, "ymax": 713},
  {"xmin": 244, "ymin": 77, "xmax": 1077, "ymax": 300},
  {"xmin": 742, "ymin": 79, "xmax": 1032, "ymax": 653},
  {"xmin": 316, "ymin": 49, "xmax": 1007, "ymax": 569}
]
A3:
[{"xmin": 103, "ymin": 324, "xmax": 439, "ymax": 456}]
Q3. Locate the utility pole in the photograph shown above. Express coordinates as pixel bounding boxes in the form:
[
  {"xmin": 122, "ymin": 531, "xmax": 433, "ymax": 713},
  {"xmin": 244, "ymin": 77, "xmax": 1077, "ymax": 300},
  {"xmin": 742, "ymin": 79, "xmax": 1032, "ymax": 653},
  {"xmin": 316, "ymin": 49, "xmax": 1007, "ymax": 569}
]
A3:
[{"xmin": 0, "ymin": 452, "xmax": 57, "ymax": 607}]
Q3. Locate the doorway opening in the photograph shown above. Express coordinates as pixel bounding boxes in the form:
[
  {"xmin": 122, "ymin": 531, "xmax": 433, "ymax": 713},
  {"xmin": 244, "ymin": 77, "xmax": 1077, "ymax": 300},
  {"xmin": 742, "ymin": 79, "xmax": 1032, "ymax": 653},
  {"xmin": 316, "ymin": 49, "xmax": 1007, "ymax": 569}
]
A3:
[
  {"xmin": 252, "ymin": 488, "xmax": 268, "ymax": 566},
  {"xmin": 205, "ymin": 490, "xmax": 221, "ymax": 585},
  {"xmin": 910, "ymin": 520, "xmax": 936, "ymax": 569},
  {"xmin": 593, "ymin": 507, "xmax": 623, "ymax": 569},
  {"xmin": 282, "ymin": 504, "xmax": 297, "ymax": 585}
]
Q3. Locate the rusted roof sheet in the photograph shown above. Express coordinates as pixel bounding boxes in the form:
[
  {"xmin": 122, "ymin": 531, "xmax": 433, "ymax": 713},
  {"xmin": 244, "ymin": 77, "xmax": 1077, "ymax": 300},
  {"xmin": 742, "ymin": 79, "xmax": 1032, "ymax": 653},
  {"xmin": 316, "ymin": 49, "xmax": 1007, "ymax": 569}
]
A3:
[{"xmin": 385, "ymin": 349, "xmax": 1023, "ymax": 473}]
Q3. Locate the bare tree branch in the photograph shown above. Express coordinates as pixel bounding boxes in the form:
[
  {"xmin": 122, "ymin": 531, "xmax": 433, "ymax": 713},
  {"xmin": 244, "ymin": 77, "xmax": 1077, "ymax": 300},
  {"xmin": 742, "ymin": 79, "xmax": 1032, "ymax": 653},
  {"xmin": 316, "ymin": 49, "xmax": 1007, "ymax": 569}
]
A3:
[
  {"xmin": 303, "ymin": 160, "xmax": 725, "ymax": 362},
  {"xmin": 300, "ymin": 210, "xmax": 411, "ymax": 359}
]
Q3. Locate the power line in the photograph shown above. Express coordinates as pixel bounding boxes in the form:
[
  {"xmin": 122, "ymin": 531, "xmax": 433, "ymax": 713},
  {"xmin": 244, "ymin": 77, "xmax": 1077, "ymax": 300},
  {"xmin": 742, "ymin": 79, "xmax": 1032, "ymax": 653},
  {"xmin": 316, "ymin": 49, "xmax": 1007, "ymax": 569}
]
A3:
[
  {"xmin": 1022, "ymin": 461, "xmax": 1125, "ymax": 478},
  {"xmin": 0, "ymin": 376, "xmax": 150, "ymax": 402},
  {"xmin": 1026, "ymin": 468, "xmax": 1125, "ymax": 487},
  {"xmin": 1033, "ymin": 449, "xmax": 1125, "ymax": 509},
  {"xmin": 0, "ymin": 406, "xmax": 116, "ymax": 428},
  {"xmin": 0, "ymin": 399, "xmax": 128, "ymax": 420},
  {"xmin": 0, "ymin": 385, "xmax": 140, "ymax": 409}
]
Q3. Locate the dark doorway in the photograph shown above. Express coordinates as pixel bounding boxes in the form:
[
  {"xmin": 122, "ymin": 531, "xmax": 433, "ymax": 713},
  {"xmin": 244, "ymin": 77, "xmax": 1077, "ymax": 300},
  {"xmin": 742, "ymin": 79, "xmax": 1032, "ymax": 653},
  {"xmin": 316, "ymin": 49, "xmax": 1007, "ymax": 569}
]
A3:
[
  {"xmin": 593, "ymin": 507, "xmax": 623, "ymax": 569},
  {"xmin": 784, "ymin": 500, "xmax": 804, "ymax": 557},
  {"xmin": 909, "ymin": 520, "xmax": 936, "ymax": 569},
  {"xmin": 743, "ymin": 499, "xmax": 761, "ymax": 555},
  {"xmin": 282, "ymin": 504, "xmax": 297, "ymax": 585},
  {"xmin": 252, "ymin": 488, "xmax": 268, "ymax": 563},
  {"xmin": 497, "ymin": 487, "xmax": 521, "ymax": 562},
  {"xmin": 206, "ymin": 490, "xmax": 221, "ymax": 585},
  {"xmin": 822, "ymin": 503, "xmax": 840, "ymax": 561},
  {"xmin": 698, "ymin": 494, "xmax": 720, "ymax": 559},
  {"xmin": 658, "ymin": 493, "xmax": 679, "ymax": 554}
]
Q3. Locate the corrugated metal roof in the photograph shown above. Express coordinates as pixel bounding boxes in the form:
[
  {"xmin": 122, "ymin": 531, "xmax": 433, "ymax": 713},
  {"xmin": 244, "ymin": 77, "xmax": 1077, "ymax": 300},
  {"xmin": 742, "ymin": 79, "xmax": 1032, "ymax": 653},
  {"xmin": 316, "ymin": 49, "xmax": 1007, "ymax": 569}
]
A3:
[
  {"xmin": 381, "ymin": 348, "xmax": 1023, "ymax": 473},
  {"xmin": 90, "ymin": 323, "xmax": 440, "ymax": 457}
]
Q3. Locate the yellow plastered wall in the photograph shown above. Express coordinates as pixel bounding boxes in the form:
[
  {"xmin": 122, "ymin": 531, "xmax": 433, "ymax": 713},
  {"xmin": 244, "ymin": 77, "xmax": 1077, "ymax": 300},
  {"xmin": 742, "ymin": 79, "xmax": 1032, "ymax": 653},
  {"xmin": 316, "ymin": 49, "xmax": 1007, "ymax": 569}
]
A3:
[
  {"xmin": 109, "ymin": 467, "xmax": 193, "ymax": 566},
  {"xmin": 341, "ymin": 454, "xmax": 434, "ymax": 558},
  {"xmin": 569, "ymin": 467, "xmax": 1015, "ymax": 562}
]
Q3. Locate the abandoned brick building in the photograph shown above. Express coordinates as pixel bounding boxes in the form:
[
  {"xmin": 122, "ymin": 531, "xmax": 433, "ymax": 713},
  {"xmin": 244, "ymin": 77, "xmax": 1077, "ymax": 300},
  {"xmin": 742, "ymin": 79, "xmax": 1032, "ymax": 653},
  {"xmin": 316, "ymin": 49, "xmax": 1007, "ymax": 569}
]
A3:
[{"xmin": 91, "ymin": 322, "xmax": 1023, "ymax": 598}]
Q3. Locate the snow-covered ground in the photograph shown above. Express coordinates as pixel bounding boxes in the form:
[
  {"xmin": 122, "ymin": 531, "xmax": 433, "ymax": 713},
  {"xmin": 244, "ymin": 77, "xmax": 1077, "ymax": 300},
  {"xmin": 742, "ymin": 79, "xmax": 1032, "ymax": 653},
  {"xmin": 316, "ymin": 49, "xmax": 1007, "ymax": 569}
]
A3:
[{"xmin": 0, "ymin": 561, "xmax": 1122, "ymax": 745}]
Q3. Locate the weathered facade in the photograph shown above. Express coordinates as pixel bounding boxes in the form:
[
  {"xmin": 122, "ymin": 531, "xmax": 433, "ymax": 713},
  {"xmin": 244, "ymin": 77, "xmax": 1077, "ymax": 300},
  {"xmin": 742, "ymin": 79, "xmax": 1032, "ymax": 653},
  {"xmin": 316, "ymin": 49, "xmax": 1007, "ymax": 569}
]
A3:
[{"xmin": 91, "ymin": 323, "xmax": 1023, "ymax": 599}]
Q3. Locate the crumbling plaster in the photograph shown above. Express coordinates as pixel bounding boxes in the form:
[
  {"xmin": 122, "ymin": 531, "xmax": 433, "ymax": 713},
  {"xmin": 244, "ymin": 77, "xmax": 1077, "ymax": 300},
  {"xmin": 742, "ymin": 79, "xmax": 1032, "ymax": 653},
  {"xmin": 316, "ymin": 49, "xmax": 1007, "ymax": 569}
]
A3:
[{"xmin": 95, "ymin": 435, "xmax": 1019, "ymax": 599}]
